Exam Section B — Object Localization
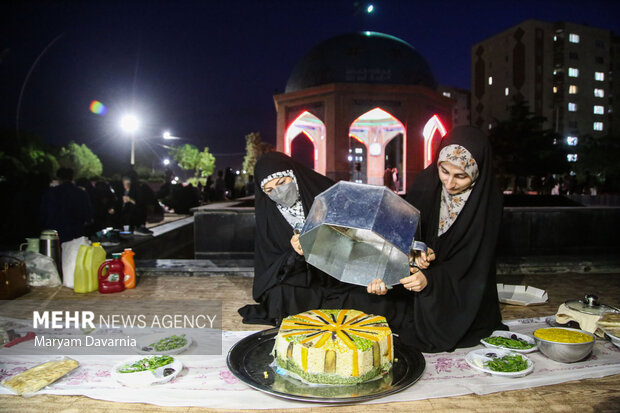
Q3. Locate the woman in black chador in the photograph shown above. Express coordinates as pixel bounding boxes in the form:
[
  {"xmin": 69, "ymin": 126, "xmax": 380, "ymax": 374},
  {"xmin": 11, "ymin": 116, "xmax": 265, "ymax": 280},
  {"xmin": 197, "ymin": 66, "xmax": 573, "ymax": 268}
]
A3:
[
  {"xmin": 238, "ymin": 152, "xmax": 353, "ymax": 326},
  {"xmin": 369, "ymin": 126, "xmax": 506, "ymax": 352}
]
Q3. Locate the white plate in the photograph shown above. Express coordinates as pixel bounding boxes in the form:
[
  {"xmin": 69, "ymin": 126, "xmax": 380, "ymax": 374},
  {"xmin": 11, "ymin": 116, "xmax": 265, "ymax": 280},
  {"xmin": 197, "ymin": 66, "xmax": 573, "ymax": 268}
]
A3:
[
  {"xmin": 133, "ymin": 333, "xmax": 192, "ymax": 355},
  {"xmin": 497, "ymin": 284, "xmax": 548, "ymax": 306},
  {"xmin": 480, "ymin": 330, "xmax": 538, "ymax": 353},
  {"xmin": 602, "ymin": 328, "xmax": 620, "ymax": 349},
  {"xmin": 465, "ymin": 348, "xmax": 534, "ymax": 378},
  {"xmin": 111, "ymin": 355, "xmax": 182, "ymax": 387}
]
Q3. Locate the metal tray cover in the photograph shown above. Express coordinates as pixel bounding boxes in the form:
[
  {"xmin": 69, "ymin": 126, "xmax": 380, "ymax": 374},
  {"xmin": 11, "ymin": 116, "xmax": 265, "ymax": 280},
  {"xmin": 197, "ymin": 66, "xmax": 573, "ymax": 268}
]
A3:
[
  {"xmin": 299, "ymin": 181, "xmax": 421, "ymax": 286},
  {"xmin": 226, "ymin": 328, "xmax": 426, "ymax": 404}
]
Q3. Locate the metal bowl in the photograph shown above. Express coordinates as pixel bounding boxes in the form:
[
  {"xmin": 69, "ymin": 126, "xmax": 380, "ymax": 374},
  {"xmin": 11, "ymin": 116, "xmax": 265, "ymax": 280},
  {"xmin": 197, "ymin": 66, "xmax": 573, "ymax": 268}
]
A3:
[{"xmin": 533, "ymin": 327, "xmax": 595, "ymax": 363}]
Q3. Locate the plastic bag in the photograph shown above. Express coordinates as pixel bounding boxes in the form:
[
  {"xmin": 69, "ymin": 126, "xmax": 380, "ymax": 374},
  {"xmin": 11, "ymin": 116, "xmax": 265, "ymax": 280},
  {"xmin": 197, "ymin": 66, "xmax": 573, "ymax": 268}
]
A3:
[
  {"xmin": 61, "ymin": 236, "xmax": 90, "ymax": 288},
  {"xmin": 11, "ymin": 251, "xmax": 62, "ymax": 287}
]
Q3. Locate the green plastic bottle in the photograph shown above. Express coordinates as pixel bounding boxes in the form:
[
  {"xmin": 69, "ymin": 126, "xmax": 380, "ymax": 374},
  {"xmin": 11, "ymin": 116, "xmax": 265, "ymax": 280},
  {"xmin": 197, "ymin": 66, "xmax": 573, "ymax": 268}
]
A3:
[{"xmin": 74, "ymin": 242, "xmax": 107, "ymax": 293}]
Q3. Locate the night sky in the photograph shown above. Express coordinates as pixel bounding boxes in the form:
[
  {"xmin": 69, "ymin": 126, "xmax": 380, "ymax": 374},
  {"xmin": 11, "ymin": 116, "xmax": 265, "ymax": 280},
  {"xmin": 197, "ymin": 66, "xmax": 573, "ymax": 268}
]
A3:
[{"xmin": 2, "ymin": 0, "xmax": 619, "ymax": 173}]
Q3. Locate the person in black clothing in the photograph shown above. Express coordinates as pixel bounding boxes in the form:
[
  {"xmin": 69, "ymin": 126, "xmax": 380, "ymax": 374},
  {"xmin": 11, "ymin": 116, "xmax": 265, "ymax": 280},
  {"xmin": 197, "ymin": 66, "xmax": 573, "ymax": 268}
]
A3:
[
  {"xmin": 245, "ymin": 175, "xmax": 255, "ymax": 196},
  {"xmin": 75, "ymin": 177, "xmax": 98, "ymax": 235},
  {"xmin": 238, "ymin": 152, "xmax": 355, "ymax": 326},
  {"xmin": 224, "ymin": 167, "xmax": 236, "ymax": 198},
  {"xmin": 156, "ymin": 169, "xmax": 174, "ymax": 201},
  {"xmin": 214, "ymin": 170, "xmax": 226, "ymax": 201},
  {"xmin": 367, "ymin": 126, "xmax": 506, "ymax": 352},
  {"xmin": 93, "ymin": 180, "xmax": 119, "ymax": 229},
  {"xmin": 204, "ymin": 175, "xmax": 214, "ymax": 202},
  {"xmin": 119, "ymin": 170, "xmax": 153, "ymax": 235},
  {"xmin": 171, "ymin": 183, "xmax": 200, "ymax": 214},
  {"xmin": 40, "ymin": 168, "xmax": 93, "ymax": 243}
]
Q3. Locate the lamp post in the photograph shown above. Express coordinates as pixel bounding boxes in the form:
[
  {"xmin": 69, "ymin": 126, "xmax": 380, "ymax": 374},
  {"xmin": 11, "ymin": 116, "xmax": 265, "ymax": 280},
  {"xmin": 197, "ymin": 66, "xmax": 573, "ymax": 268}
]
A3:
[
  {"xmin": 163, "ymin": 131, "xmax": 180, "ymax": 140},
  {"xmin": 120, "ymin": 115, "xmax": 139, "ymax": 165}
]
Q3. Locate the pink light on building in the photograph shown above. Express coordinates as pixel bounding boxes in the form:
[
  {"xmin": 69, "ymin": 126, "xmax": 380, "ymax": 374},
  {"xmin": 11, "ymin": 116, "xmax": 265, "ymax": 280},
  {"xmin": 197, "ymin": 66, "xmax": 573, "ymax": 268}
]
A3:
[{"xmin": 422, "ymin": 115, "xmax": 448, "ymax": 168}]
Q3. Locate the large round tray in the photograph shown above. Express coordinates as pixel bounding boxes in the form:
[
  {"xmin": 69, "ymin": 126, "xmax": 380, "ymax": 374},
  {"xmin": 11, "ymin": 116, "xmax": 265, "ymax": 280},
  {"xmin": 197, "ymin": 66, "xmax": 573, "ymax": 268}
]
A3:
[{"xmin": 227, "ymin": 328, "xmax": 425, "ymax": 404}]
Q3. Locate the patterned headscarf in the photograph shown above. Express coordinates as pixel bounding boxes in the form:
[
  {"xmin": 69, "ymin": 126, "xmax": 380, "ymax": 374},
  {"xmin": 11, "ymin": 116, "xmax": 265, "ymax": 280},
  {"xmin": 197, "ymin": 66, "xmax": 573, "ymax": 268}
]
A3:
[
  {"xmin": 260, "ymin": 170, "xmax": 305, "ymax": 229},
  {"xmin": 437, "ymin": 144, "xmax": 479, "ymax": 235}
]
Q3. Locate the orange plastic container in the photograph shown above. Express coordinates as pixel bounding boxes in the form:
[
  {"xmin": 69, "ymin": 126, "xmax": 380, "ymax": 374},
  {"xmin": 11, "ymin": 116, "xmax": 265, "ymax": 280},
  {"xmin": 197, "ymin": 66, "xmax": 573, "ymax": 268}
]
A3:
[{"xmin": 121, "ymin": 248, "xmax": 136, "ymax": 289}]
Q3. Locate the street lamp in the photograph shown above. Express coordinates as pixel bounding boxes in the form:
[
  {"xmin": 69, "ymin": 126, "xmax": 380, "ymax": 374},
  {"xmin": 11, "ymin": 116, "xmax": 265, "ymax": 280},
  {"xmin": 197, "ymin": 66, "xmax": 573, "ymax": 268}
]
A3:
[
  {"xmin": 163, "ymin": 158, "xmax": 170, "ymax": 166},
  {"xmin": 120, "ymin": 115, "xmax": 139, "ymax": 165},
  {"xmin": 163, "ymin": 131, "xmax": 180, "ymax": 140}
]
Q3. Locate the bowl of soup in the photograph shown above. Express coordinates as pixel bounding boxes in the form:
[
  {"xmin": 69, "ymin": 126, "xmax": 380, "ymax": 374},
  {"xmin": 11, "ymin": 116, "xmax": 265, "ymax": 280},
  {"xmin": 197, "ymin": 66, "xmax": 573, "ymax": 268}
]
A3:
[{"xmin": 533, "ymin": 327, "xmax": 595, "ymax": 363}]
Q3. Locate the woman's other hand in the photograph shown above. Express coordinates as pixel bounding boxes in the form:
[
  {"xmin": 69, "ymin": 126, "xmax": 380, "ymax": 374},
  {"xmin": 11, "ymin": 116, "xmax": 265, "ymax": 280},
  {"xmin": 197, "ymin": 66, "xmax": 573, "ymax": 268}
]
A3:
[
  {"xmin": 412, "ymin": 247, "xmax": 435, "ymax": 269},
  {"xmin": 367, "ymin": 278, "xmax": 387, "ymax": 295},
  {"xmin": 400, "ymin": 267, "xmax": 428, "ymax": 292},
  {"xmin": 290, "ymin": 234, "xmax": 304, "ymax": 255}
]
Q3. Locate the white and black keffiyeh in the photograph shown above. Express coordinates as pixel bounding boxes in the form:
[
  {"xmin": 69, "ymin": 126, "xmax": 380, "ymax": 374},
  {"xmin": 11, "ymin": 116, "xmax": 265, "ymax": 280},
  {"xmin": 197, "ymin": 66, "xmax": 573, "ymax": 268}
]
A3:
[{"xmin": 261, "ymin": 170, "xmax": 305, "ymax": 228}]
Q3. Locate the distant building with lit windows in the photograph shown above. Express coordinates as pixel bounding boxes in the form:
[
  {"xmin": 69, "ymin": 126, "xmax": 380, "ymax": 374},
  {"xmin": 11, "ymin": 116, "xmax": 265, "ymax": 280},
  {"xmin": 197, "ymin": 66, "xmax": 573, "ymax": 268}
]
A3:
[
  {"xmin": 273, "ymin": 32, "xmax": 452, "ymax": 193},
  {"xmin": 437, "ymin": 86, "xmax": 471, "ymax": 127},
  {"xmin": 471, "ymin": 20, "xmax": 619, "ymax": 151}
]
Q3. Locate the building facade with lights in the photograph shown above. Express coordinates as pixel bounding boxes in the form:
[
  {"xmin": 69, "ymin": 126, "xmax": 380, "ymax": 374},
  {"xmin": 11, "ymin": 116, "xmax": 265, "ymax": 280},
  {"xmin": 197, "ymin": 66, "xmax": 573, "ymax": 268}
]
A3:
[
  {"xmin": 273, "ymin": 32, "xmax": 452, "ymax": 193},
  {"xmin": 471, "ymin": 20, "xmax": 620, "ymax": 164},
  {"xmin": 437, "ymin": 85, "xmax": 471, "ymax": 128}
]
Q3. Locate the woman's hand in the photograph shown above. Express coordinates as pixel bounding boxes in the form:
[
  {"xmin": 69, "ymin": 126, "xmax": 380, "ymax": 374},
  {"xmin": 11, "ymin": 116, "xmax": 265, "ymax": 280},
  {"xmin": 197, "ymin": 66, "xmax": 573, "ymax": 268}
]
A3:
[
  {"xmin": 400, "ymin": 267, "xmax": 428, "ymax": 292},
  {"xmin": 412, "ymin": 247, "xmax": 435, "ymax": 269},
  {"xmin": 367, "ymin": 278, "xmax": 387, "ymax": 295},
  {"xmin": 290, "ymin": 234, "xmax": 304, "ymax": 255}
]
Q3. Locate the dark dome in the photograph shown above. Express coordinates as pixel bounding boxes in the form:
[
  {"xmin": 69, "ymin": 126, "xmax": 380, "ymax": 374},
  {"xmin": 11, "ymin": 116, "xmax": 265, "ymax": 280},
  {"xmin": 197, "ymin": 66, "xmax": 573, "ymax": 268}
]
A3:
[{"xmin": 285, "ymin": 32, "xmax": 436, "ymax": 93}]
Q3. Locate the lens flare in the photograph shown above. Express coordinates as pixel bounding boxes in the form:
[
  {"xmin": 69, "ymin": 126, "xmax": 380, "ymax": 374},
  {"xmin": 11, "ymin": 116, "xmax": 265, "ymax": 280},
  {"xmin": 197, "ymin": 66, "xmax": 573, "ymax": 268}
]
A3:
[{"xmin": 89, "ymin": 100, "xmax": 107, "ymax": 115}]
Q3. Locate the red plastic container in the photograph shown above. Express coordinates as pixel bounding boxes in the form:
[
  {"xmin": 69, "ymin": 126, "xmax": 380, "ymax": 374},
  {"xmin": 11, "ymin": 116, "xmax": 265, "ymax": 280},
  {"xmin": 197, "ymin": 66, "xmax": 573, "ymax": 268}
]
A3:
[{"xmin": 98, "ymin": 253, "xmax": 126, "ymax": 293}]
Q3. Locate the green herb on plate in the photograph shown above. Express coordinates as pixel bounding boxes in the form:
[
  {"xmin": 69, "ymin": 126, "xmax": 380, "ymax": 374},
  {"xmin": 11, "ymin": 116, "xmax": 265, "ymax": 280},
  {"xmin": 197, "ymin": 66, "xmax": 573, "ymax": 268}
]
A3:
[
  {"xmin": 149, "ymin": 334, "xmax": 187, "ymax": 352},
  {"xmin": 484, "ymin": 353, "xmax": 529, "ymax": 373},
  {"xmin": 483, "ymin": 335, "xmax": 535, "ymax": 350},
  {"xmin": 118, "ymin": 355, "xmax": 174, "ymax": 373}
]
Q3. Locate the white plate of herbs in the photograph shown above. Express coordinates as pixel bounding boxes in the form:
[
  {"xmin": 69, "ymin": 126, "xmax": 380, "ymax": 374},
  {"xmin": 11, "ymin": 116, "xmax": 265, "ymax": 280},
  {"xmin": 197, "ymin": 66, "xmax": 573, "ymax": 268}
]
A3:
[
  {"xmin": 465, "ymin": 348, "xmax": 534, "ymax": 378},
  {"xmin": 112, "ymin": 355, "xmax": 182, "ymax": 387},
  {"xmin": 134, "ymin": 333, "xmax": 192, "ymax": 355},
  {"xmin": 480, "ymin": 330, "xmax": 538, "ymax": 353}
]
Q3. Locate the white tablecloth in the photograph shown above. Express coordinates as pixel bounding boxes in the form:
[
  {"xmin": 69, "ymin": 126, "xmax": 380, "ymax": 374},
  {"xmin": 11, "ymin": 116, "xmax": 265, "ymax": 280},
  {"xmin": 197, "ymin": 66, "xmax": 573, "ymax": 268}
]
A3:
[{"xmin": 1, "ymin": 317, "xmax": 619, "ymax": 409}]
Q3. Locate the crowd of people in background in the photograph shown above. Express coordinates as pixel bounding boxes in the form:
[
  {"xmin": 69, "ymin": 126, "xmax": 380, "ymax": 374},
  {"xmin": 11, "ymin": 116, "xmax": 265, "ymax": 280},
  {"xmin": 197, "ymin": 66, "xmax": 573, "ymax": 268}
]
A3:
[
  {"xmin": 1, "ymin": 158, "xmax": 614, "ymax": 250},
  {"xmin": 0, "ymin": 164, "xmax": 259, "ymax": 249},
  {"xmin": 503, "ymin": 172, "xmax": 601, "ymax": 196},
  {"xmin": 383, "ymin": 167, "xmax": 400, "ymax": 192}
]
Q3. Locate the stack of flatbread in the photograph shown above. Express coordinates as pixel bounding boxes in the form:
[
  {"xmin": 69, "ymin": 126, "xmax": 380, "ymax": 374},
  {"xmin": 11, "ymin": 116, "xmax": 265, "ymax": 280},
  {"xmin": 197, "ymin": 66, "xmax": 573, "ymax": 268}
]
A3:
[
  {"xmin": 1, "ymin": 358, "xmax": 79, "ymax": 395},
  {"xmin": 597, "ymin": 313, "xmax": 620, "ymax": 338}
]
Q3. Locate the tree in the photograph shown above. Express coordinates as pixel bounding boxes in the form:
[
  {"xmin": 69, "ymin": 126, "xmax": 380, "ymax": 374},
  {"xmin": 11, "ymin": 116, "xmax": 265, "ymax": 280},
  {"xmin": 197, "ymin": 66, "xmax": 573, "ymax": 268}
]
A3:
[
  {"xmin": 575, "ymin": 133, "xmax": 620, "ymax": 192},
  {"xmin": 242, "ymin": 132, "xmax": 274, "ymax": 176},
  {"xmin": 169, "ymin": 144, "xmax": 216, "ymax": 184},
  {"xmin": 58, "ymin": 142, "xmax": 103, "ymax": 179},
  {"xmin": 488, "ymin": 98, "xmax": 567, "ymax": 190},
  {"xmin": 0, "ymin": 129, "xmax": 59, "ymax": 179}
]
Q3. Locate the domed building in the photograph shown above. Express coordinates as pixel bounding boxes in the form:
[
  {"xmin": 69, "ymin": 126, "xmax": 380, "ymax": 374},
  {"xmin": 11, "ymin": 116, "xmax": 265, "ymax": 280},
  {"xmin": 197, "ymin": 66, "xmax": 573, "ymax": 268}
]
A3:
[{"xmin": 273, "ymin": 31, "xmax": 453, "ymax": 192}]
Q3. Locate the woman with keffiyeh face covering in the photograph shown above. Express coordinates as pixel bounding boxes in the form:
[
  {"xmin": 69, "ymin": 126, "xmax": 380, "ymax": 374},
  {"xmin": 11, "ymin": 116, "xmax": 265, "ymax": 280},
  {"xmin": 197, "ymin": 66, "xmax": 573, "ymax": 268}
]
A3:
[
  {"xmin": 238, "ymin": 152, "xmax": 355, "ymax": 326},
  {"xmin": 367, "ymin": 126, "xmax": 507, "ymax": 352}
]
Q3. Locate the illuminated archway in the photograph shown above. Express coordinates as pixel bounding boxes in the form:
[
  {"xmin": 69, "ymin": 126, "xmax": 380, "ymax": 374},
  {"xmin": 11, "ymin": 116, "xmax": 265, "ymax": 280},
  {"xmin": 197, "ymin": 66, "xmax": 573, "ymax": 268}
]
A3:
[
  {"xmin": 290, "ymin": 131, "xmax": 314, "ymax": 170},
  {"xmin": 348, "ymin": 136, "xmax": 367, "ymax": 183},
  {"xmin": 285, "ymin": 111, "xmax": 325, "ymax": 173},
  {"xmin": 348, "ymin": 108, "xmax": 406, "ymax": 192},
  {"xmin": 422, "ymin": 115, "xmax": 448, "ymax": 168}
]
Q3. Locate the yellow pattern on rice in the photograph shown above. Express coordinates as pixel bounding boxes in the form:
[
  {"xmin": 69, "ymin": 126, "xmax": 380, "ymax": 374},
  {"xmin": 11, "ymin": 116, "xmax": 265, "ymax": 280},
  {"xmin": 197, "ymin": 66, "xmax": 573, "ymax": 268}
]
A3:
[{"xmin": 279, "ymin": 309, "xmax": 391, "ymax": 353}]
